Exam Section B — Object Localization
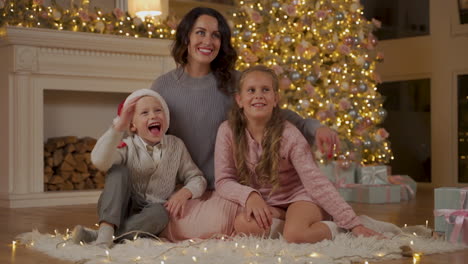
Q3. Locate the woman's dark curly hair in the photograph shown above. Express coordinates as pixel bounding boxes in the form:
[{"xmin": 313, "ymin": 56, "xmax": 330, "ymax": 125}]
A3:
[{"xmin": 171, "ymin": 7, "xmax": 237, "ymax": 94}]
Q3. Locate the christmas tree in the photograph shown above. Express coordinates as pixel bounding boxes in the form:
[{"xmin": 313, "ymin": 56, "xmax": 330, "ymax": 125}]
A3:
[{"xmin": 232, "ymin": 0, "xmax": 392, "ymax": 166}]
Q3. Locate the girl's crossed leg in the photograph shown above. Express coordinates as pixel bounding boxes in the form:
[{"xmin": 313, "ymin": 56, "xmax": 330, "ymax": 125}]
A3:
[{"xmin": 233, "ymin": 201, "xmax": 332, "ymax": 243}]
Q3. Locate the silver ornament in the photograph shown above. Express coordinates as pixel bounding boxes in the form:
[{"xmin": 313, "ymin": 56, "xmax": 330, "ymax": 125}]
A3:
[
  {"xmin": 326, "ymin": 42, "xmax": 336, "ymax": 52},
  {"xmin": 358, "ymin": 83, "xmax": 368, "ymax": 93},
  {"xmin": 378, "ymin": 108, "xmax": 387, "ymax": 119},
  {"xmin": 290, "ymin": 71, "xmax": 301, "ymax": 81},
  {"xmin": 348, "ymin": 109, "xmax": 357, "ymax": 117},
  {"xmin": 272, "ymin": 2, "xmax": 280, "ymax": 8},
  {"xmin": 306, "ymin": 75, "xmax": 317, "ymax": 83},
  {"xmin": 283, "ymin": 36, "xmax": 292, "ymax": 44},
  {"xmin": 363, "ymin": 61, "xmax": 370, "ymax": 70},
  {"xmin": 327, "ymin": 86, "xmax": 337, "ymax": 95},
  {"xmin": 363, "ymin": 140, "xmax": 372, "ymax": 148},
  {"xmin": 335, "ymin": 12, "xmax": 344, "ymax": 21}
]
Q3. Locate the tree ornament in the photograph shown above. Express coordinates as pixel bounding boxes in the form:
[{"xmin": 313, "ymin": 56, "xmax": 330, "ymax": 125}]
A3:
[
  {"xmin": 335, "ymin": 12, "xmax": 345, "ymax": 21},
  {"xmin": 290, "ymin": 71, "xmax": 301, "ymax": 81},
  {"xmin": 358, "ymin": 83, "xmax": 368, "ymax": 93}
]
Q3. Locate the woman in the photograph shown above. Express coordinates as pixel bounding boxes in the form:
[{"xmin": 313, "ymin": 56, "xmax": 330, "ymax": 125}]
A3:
[{"xmin": 152, "ymin": 7, "xmax": 341, "ymax": 241}]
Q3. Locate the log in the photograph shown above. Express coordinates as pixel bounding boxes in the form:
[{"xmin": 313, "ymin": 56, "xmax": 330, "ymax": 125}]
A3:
[{"xmin": 53, "ymin": 149, "xmax": 64, "ymax": 166}]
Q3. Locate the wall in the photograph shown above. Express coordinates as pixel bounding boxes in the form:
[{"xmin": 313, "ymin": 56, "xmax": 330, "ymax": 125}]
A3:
[{"xmin": 376, "ymin": 0, "xmax": 468, "ymax": 188}]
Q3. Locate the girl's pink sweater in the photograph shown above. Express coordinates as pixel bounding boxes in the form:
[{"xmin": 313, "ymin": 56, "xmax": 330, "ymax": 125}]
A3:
[{"xmin": 214, "ymin": 121, "xmax": 361, "ymax": 230}]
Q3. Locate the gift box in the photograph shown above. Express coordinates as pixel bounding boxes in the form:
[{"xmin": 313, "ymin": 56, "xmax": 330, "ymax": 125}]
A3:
[
  {"xmin": 388, "ymin": 175, "xmax": 417, "ymax": 200},
  {"xmin": 445, "ymin": 213, "xmax": 468, "ymax": 244},
  {"xmin": 356, "ymin": 165, "xmax": 388, "ymax": 185},
  {"xmin": 434, "ymin": 187, "xmax": 468, "ymax": 233},
  {"xmin": 317, "ymin": 161, "xmax": 356, "ymax": 186},
  {"xmin": 352, "ymin": 184, "xmax": 400, "ymax": 204},
  {"xmin": 337, "ymin": 187, "xmax": 354, "ymax": 202}
]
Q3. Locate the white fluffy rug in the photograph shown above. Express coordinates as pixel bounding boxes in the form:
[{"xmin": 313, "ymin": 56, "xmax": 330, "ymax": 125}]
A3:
[{"xmin": 16, "ymin": 228, "xmax": 466, "ymax": 264}]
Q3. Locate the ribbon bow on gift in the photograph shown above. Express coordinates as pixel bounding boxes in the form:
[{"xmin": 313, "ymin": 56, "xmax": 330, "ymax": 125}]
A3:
[
  {"xmin": 388, "ymin": 175, "xmax": 415, "ymax": 199},
  {"xmin": 360, "ymin": 166, "xmax": 387, "ymax": 184},
  {"xmin": 434, "ymin": 188, "xmax": 468, "ymax": 244}
]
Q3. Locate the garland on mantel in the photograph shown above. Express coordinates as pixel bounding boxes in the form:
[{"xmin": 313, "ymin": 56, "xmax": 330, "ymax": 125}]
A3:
[{"xmin": 0, "ymin": 0, "xmax": 176, "ymax": 39}]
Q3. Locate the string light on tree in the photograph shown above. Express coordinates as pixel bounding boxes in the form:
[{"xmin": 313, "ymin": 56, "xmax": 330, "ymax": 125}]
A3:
[{"xmin": 232, "ymin": 0, "xmax": 393, "ymax": 165}]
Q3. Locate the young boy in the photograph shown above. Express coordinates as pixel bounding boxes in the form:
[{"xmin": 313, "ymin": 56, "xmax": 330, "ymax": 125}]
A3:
[{"xmin": 72, "ymin": 89, "xmax": 207, "ymax": 247}]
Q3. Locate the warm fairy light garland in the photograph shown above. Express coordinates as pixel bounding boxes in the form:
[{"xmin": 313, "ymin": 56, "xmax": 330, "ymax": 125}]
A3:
[
  {"xmin": 0, "ymin": 0, "xmax": 176, "ymax": 39},
  {"xmin": 12, "ymin": 223, "xmax": 432, "ymax": 264}
]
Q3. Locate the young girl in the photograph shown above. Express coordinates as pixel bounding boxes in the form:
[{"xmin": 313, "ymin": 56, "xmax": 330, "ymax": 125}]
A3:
[{"xmin": 214, "ymin": 65, "xmax": 381, "ymax": 243}]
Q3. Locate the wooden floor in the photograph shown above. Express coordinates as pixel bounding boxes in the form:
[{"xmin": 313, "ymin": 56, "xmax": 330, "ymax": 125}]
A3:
[{"xmin": 1, "ymin": 189, "xmax": 467, "ymax": 264}]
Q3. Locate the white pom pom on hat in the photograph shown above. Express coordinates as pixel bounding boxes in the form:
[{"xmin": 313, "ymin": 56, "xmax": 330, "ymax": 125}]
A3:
[{"xmin": 113, "ymin": 89, "xmax": 170, "ymax": 134}]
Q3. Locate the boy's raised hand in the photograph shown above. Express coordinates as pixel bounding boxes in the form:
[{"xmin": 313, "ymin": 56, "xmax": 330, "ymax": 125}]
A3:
[
  {"xmin": 245, "ymin": 192, "xmax": 272, "ymax": 230},
  {"xmin": 113, "ymin": 96, "xmax": 141, "ymax": 132},
  {"xmin": 165, "ymin": 187, "xmax": 192, "ymax": 219}
]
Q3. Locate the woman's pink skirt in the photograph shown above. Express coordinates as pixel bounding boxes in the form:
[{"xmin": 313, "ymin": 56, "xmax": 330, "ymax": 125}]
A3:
[{"xmin": 161, "ymin": 191, "xmax": 240, "ymax": 242}]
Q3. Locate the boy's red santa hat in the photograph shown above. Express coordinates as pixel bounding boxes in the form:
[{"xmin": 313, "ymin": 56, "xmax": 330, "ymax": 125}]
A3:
[{"xmin": 114, "ymin": 89, "xmax": 170, "ymax": 135}]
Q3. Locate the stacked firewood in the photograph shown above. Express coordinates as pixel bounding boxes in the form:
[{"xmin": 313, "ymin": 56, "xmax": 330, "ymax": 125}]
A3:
[{"xmin": 44, "ymin": 136, "xmax": 106, "ymax": 191}]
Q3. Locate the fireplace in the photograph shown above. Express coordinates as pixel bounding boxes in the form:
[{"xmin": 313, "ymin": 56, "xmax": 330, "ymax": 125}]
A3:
[{"xmin": 0, "ymin": 26, "xmax": 174, "ymax": 208}]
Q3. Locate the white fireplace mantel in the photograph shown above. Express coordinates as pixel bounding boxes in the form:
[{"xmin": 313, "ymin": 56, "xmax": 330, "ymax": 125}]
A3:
[{"xmin": 0, "ymin": 26, "xmax": 175, "ymax": 208}]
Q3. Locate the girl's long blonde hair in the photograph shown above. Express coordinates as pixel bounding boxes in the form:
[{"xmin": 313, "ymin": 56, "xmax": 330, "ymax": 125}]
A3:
[{"xmin": 228, "ymin": 65, "xmax": 285, "ymax": 192}]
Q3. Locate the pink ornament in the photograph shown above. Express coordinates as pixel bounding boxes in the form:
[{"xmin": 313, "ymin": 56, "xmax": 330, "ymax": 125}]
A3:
[
  {"xmin": 166, "ymin": 16, "xmax": 179, "ymax": 30},
  {"xmin": 250, "ymin": 10, "xmax": 263, "ymax": 23},
  {"xmin": 279, "ymin": 77, "xmax": 292, "ymax": 90},
  {"xmin": 368, "ymin": 33, "xmax": 378, "ymax": 47},
  {"xmin": 372, "ymin": 18, "xmax": 382, "ymax": 28},
  {"xmin": 339, "ymin": 98, "xmax": 352, "ymax": 111},
  {"xmin": 371, "ymin": 72, "xmax": 382, "ymax": 84},
  {"xmin": 106, "ymin": 23, "xmax": 114, "ymax": 31},
  {"xmin": 284, "ymin": 4, "xmax": 297, "ymax": 17},
  {"xmin": 304, "ymin": 82, "xmax": 315, "ymax": 97},
  {"xmin": 376, "ymin": 52, "xmax": 385, "ymax": 61},
  {"xmin": 113, "ymin": 8, "xmax": 124, "ymax": 20},
  {"xmin": 251, "ymin": 41, "xmax": 263, "ymax": 53},
  {"xmin": 79, "ymin": 10, "xmax": 90, "ymax": 22},
  {"xmin": 316, "ymin": 10, "xmax": 327, "ymax": 19},
  {"xmin": 33, "ymin": 0, "xmax": 44, "ymax": 5},
  {"xmin": 40, "ymin": 11, "xmax": 48, "ymax": 19},
  {"xmin": 88, "ymin": 13, "xmax": 97, "ymax": 21},
  {"xmin": 316, "ymin": 110, "xmax": 328, "ymax": 121},
  {"xmin": 343, "ymin": 36, "xmax": 354, "ymax": 46},
  {"xmin": 241, "ymin": 50, "xmax": 258, "ymax": 63},
  {"xmin": 377, "ymin": 128, "xmax": 389, "ymax": 139},
  {"xmin": 272, "ymin": 65, "xmax": 284, "ymax": 75},
  {"xmin": 338, "ymin": 44, "xmax": 351, "ymax": 55}
]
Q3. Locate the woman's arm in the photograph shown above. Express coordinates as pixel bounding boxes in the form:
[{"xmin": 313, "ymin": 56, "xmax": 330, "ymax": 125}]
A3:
[
  {"xmin": 214, "ymin": 122, "xmax": 259, "ymax": 207},
  {"xmin": 281, "ymin": 109, "xmax": 340, "ymax": 158},
  {"xmin": 176, "ymin": 139, "xmax": 207, "ymax": 199}
]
